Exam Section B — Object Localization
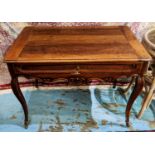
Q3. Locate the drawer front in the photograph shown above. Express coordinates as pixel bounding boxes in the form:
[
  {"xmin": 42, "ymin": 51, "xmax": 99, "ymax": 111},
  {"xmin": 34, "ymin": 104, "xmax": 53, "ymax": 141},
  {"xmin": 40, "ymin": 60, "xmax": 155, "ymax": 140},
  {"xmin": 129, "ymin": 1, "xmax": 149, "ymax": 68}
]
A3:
[{"xmin": 15, "ymin": 63, "xmax": 143, "ymax": 78}]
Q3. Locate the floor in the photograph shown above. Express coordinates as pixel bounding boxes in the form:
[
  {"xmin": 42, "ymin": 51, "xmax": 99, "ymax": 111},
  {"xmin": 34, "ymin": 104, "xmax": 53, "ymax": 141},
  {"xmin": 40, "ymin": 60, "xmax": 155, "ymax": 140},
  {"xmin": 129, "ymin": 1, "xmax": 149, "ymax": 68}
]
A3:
[{"xmin": 0, "ymin": 85, "xmax": 155, "ymax": 132}]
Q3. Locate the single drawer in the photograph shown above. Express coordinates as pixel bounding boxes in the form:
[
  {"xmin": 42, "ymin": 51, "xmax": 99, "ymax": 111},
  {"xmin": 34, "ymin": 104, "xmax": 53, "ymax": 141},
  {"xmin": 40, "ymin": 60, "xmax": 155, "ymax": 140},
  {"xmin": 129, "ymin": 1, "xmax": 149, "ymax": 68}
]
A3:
[{"xmin": 15, "ymin": 63, "xmax": 143, "ymax": 77}]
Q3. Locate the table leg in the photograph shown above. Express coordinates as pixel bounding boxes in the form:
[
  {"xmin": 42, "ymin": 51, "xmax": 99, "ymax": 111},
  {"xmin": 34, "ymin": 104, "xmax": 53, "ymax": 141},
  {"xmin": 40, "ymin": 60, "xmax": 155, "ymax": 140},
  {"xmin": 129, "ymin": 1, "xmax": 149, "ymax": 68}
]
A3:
[
  {"xmin": 137, "ymin": 77, "xmax": 155, "ymax": 119},
  {"xmin": 35, "ymin": 78, "xmax": 39, "ymax": 88},
  {"xmin": 125, "ymin": 76, "xmax": 144, "ymax": 127},
  {"xmin": 122, "ymin": 76, "xmax": 136, "ymax": 94},
  {"xmin": 11, "ymin": 76, "xmax": 29, "ymax": 128},
  {"xmin": 113, "ymin": 79, "xmax": 117, "ymax": 88}
]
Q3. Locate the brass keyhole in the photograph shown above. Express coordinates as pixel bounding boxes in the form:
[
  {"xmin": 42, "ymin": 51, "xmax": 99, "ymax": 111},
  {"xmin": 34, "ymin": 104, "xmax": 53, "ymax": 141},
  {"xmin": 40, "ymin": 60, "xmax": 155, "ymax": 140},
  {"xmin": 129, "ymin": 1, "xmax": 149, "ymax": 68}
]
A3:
[
  {"xmin": 71, "ymin": 65, "xmax": 80, "ymax": 75},
  {"xmin": 75, "ymin": 65, "xmax": 80, "ymax": 75},
  {"xmin": 76, "ymin": 65, "xmax": 80, "ymax": 70}
]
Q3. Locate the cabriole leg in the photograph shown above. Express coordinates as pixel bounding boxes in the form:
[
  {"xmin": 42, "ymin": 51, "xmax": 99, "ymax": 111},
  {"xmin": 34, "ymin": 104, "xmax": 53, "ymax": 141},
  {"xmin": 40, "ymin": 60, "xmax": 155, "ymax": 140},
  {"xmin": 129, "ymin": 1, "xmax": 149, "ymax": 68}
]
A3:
[
  {"xmin": 125, "ymin": 76, "xmax": 144, "ymax": 127},
  {"xmin": 11, "ymin": 76, "xmax": 29, "ymax": 128}
]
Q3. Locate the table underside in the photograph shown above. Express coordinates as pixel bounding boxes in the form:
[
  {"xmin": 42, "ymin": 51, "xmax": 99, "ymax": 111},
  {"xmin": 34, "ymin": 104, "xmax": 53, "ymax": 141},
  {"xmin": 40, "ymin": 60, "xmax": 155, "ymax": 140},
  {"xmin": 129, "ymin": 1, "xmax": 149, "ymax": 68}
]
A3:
[{"xmin": 7, "ymin": 61, "xmax": 147, "ymax": 128}]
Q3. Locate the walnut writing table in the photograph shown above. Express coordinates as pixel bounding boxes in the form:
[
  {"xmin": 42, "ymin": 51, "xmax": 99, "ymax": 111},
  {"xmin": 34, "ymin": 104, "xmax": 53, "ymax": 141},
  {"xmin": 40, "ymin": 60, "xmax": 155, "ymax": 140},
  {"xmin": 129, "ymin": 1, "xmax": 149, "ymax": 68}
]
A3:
[{"xmin": 4, "ymin": 26, "xmax": 151, "ymax": 128}]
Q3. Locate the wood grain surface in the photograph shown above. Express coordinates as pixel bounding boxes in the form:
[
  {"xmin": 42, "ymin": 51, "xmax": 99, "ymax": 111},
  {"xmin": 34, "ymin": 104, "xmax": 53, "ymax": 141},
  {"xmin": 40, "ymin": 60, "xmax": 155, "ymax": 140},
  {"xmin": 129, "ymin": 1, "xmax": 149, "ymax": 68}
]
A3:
[{"xmin": 4, "ymin": 26, "xmax": 151, "ymax": 63}]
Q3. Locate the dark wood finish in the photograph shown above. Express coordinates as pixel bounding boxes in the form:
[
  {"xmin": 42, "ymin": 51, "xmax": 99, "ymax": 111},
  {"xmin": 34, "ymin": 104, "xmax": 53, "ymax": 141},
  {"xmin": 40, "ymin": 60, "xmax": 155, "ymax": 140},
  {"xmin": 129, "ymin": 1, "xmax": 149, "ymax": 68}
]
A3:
[
  {"xmin": 4, "ymin": 26, "xmax": 151, "ymax": 128},
  {"xmin": 7, "ymin": 64, "xmax": 29, "ymax": 128},
  {"xmin": 125, "ymin": 76, "xmax": 144, "ymax": 127}
]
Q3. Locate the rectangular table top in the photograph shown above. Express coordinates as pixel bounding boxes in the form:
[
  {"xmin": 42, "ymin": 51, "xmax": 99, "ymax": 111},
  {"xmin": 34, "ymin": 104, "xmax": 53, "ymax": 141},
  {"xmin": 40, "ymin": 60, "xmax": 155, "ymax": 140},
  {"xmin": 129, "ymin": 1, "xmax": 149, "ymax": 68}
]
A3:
[{"xmin": 4, "ymin": 26, "xmax": 151, "ymax": 63}]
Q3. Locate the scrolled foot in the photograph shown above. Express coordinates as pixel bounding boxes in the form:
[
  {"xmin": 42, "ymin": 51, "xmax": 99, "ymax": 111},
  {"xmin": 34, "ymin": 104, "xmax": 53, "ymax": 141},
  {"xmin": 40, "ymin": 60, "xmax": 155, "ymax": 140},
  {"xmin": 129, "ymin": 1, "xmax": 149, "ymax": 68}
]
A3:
[
  {"xmin": 24, "ymin": 119, "xmax": 30, "ymax": 129},
  {"xmin": 126, "ymin": 121, "xmax": 130, "ymax": 127}
]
